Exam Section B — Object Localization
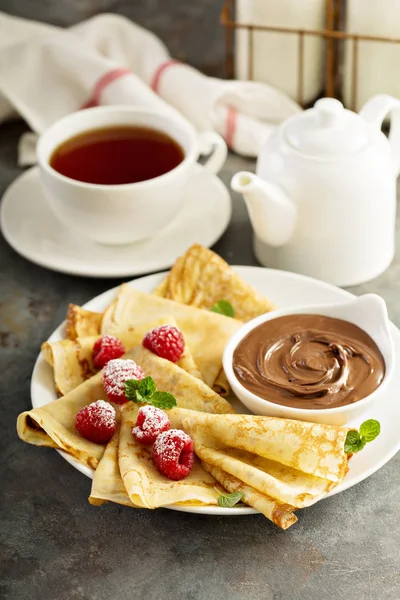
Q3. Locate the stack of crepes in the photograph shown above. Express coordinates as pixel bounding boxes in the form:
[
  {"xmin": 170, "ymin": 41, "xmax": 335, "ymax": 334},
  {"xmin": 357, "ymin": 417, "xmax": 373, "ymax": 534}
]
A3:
[
  {"xmin": 41, "ymin": 244, "xmax": 276, "ymax": 398},
  {"xmin": 17, "ymin": 379, "xmax": 350, "ymax": 530},
  {"xmin": 17, "ymin": 245, "xmax": 351, "ymax": 529},
  {"xmin": 90, "ymin": 405, "xmax": 350, "ymax": 530}
]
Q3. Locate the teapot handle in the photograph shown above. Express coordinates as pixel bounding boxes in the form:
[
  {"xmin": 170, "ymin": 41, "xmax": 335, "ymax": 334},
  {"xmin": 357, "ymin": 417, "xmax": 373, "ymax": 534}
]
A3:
[{"xmin": 359, "ymin": 94, "xmax": 400, "ymax": 178}]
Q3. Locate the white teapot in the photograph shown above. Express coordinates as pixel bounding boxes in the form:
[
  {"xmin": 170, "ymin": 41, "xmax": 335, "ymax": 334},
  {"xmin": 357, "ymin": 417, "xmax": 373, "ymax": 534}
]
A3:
[{"xmin": 231, "ymin": 95, "xmax": 400, "ymax": 286}]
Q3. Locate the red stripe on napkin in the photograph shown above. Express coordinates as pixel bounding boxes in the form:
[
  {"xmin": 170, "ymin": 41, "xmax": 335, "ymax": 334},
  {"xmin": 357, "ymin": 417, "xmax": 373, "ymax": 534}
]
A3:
[
  {"xmin": 81, "ymin": 67, "xmax": 132, "ymax": 109},
  {"xmin": 151, "ymin": 60, "xmax": 180, "ymax": 93},
  {"xmin": 225, "ymin": 107, "xmax": 237, "ymax": 149},
  {"xmin": 81, "ymin": 98, "xmax": 98, "ymax": 109}
]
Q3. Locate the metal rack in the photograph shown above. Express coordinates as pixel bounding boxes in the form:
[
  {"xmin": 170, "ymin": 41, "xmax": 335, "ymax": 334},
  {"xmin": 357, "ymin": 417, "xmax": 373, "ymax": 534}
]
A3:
[{"xmin": 221, "ymin": 0, "xmax": 400, "ymax": 110}]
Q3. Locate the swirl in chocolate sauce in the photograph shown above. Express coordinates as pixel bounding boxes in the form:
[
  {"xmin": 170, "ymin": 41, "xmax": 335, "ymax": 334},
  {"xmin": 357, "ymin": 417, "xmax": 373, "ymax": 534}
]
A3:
[{"xmin": 232, "ymin": 315, "xmax": 385, "ymax": 409}]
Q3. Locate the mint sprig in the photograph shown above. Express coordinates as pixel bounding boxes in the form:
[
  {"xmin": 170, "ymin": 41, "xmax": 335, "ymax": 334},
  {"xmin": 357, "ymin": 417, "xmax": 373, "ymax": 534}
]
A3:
[
  {"xmin": 344, "ymin": 430, "xmax": 366, "ymax": 453},
  {"xmin": 344, "ymin": 419, "xmax": 380, "ymax": 454},
  {"xmin": 211, "ymin": 300, "xmax": 235, "ymax": 318},
  {"xmin": 216, "ymin": 489, "xmax": 243, "ymax": 508},
  {"xmin": 359, "ymin": 419, "xmax": 381, "ymax": 442},
  {"xmin": 124, "ymin": 376, "xmax": 177, "ymax": 409},
  {"xmin": 151, "ymin": 391, "xmax": 177, "ymax": 409}
]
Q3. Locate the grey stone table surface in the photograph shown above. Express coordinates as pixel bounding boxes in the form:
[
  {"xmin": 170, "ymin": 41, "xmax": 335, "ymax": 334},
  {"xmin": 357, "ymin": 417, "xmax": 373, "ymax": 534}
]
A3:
[{"xmin": 1, "ymin": 119, "xmax": 400, "ymax": 600}]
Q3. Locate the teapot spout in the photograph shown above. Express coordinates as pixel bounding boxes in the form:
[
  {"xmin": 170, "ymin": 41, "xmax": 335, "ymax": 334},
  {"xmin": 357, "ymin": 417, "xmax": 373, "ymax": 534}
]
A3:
[{"xmin": 231, "ymin": 172, "xmax": 297, "ymax": 247}]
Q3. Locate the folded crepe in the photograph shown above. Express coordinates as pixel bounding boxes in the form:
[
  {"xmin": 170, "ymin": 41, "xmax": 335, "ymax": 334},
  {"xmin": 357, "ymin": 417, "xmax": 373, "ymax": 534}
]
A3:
[
  {"xmin": 201, "ymin": 462, "xmax": 297, "ymax": 530},
  {"xmin": 89, "ymin": 424, "xmax": 135, "ymax": 508},
  {"xmin": 181, "ymin": 412, "xmax": 350, "ymax": 509},
  {"xmin": 117, "ymin": 404, "xmax": 219, "ymax": 508},
  {"xmin": 90, "ymin": 407, "xmax": 302, "ymax": 526},
  {"xmin": 101, "ymin": 284, "xmax": 242, "ymax": 394},
  {"xmin": 16, "ymin": 373, "xmax": 110, "ymax": 469},
  {"xmin": 17, "ymin": 348, "xmax": 233, "ymax": 468},
  {"xmin": 66, "ymin": 303, "xmax": 102, "ymax": 340},
  {"xmin": 153, "ymin": 244, "xmax": 276, "ymax": 322},
  {"xmin": 89, "ymin": 409, "xmax": 223, "ymax": 509},
  {"xmin": 42, "ymin": 316, "xmax": 203, "ymax": 396},
  {"xmin": 125, "ymin": 347, "xmax": 234, "ymax": 415},
  {"xmin": 41, "ymin": 336, "xmax": 99, "ymax": 396}
]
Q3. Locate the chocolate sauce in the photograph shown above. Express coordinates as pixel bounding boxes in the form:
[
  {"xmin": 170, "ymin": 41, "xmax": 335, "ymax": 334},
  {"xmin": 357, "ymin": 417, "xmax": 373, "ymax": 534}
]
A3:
[{"xmin": 232, "ymin": 314, "xmax": 385, "ymax": 409}]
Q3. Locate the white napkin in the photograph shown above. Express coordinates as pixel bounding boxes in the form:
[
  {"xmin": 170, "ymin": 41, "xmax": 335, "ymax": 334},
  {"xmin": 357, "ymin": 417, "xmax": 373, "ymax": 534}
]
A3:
[{"xmin": 0, "ymin": 12, "xmax": 301, "ymax": 163}]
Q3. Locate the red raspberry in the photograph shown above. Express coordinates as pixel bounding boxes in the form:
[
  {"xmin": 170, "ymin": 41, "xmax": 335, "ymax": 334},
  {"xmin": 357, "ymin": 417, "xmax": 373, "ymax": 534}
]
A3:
[
  {"xmin": 103, "ymin": 358, "xmax": 145, "ymax": 404},
  {"xmin": 132, "ymin": 406, "xmax": 170, "ymax": 445},
  {"xmin": 92, "ymin": 335, "xmax": 125, "ymax": 370},
  {"xmin": 142, "ymin": 325, "xmax": 185, "ymax": 363},
  {"xmin": 75, "ymin": 400, "xmax": 116, "ymax": 444},
  {"xmin": 152, "ymin": 429, "xmax": 194, "ymax": 480}
]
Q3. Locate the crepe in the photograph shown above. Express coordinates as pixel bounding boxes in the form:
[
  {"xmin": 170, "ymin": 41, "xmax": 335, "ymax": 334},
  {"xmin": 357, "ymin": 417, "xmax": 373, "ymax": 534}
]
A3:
[
  {"xmin": 201, "ymin": 462, "xmax": 297, "ymax": 530},
  {"xmin": 42, "ymin": 316, "xmax": 202, "ymax": 396},
  {"xmin": 89, "ymin": 425, "xmax": 135, "ymax": 508},
  {"xmin": 101, "ymin": 284, "xmax": 242, "ymax": 394},
  {"xmin": 16, "ymin": 372, "xmax": 109, "ymax": 469},
  {"xmin": 17, "ymin": 347, "xmax": 233, "ymax": 469},
  {"xmin": 181, "ymin": 412, "xmax": 350, "ymax": 509},
  {"xmin": 66, "ymin": 303, "xmax": 102, "ymax": 340},
  {"xmin": 181, "ymin": 412, "xmax": 349, "ymax": 482},
  {"xmin": 89, "ymin": 409, "xmax": 218, "ymax": 509},
  {"xmin": 41, "ymin": 336, "xmax": 99, "ymax": 396},
  {"xmin": 153, "ymin": 244, "xmax": 276, "ymax": 322},
  {"xmin": 193, "ymin": 444, "xmax": 335, "ymax": 508},
  {"xmin": 89, "ymin": 407, "xmax": 297, "ymax": 525},
  {"xmin": 118, "ymin": 404, "xmax": 219, "ymax": 508},
  {"xmin": 125, "ymin": 347, "xmax": 235, "ymax": 415}
]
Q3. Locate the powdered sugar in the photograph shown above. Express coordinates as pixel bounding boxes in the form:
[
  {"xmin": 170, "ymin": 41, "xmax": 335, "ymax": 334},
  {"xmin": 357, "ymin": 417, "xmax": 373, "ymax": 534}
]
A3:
[
  {"xmin": 132, "ymin": 406, "xmax": 170, "ymax": 444},
  {"xmin": 85, "ymin": 400, "xmax": 116, "ymax": 427},
  {"xmin": 153, "ymin": 429, "xmax": 192, "ymax": 461},
  {"xmin": 98, "ymin": 334, "xmax": 121, "ymax": 348},
  {"xmin": 139, "ymin": 406, "xmax": 169, "ymax": 433},
  {"xmin": 142, "ymin": 325, "xmax": 185, "ymax": 363},
  {"xmin": 103, "ymin": 358, "xmax": 145, "ymax": 403},
  {"xmin": 92, "ymin": 335, "xmax": 125, "ymax": 369},
  {"xmin": 152, "ymin": 429, "xmax": 194, "ymax": 480},
  {"xmin": 75, "ymin": 399, "xmax": 116, "ymax": 444}
]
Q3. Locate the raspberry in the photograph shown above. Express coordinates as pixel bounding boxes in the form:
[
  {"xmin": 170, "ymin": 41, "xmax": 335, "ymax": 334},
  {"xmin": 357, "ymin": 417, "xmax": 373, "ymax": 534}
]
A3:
[
  {"xmin": 92, "ymin": 335, "xmax": 125, "ymax": 370},
  {"xmin": 142, "ymin": 325, "xmax": 185, "ymax": 363},
  {"xmin": 103, "ymin": 358, "xmax": 145, "ymax": 404},
  {"xmin": 75, "ymin": 400, "xmax": 116, "ymax": 444},
  {"xmin": 152, "ymin": 429, "xmax": 194, "ymax": 480},
  {"xmin": 132, "ymin": 406, "xmax": 170, "ymax": 445}
]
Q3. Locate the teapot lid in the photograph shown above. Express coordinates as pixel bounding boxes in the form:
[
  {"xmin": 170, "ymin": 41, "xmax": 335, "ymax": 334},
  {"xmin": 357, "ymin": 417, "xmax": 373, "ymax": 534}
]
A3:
[{"xmin": 285, "ymin": 98, "xmax": 369, "ymax": 157}]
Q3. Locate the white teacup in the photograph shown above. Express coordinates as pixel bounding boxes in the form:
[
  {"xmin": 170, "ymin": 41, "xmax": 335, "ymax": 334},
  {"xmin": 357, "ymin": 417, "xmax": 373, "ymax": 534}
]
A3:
[{"xmin": 37, "ymin": 106, "xmax": 227, "ymax": 245}]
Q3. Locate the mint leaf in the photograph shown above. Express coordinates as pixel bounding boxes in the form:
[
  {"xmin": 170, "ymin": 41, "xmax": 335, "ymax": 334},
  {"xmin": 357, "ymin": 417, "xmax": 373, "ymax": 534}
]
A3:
[
  {"xmin": 344, "ymin": 430, "xmax": 360, "ymax": 453},
  {"xmin": 137, "ymin": 376, "xmax": 156, "ymax": 399},
  {"xmin": 359, "ymin": 419, "xmax": 381, "ymax": 443},
  {"xmin": 125, "ymin": 376, "xmax": 177, "ymax": 408},
  {"xmin": 344, "ymin": 430, "xmax": 366, "ymax": 453},
  {"xmin": 211, "ymin": 300, "xmax": 235, "ymax": 318},
  {"xmin": 125, "ymin": 376, "xmax": 156, "ymax": 403},
  {"xmin": 150, "ymin": 391, "xmax": 177, "ymax": 409},
  {"xmin": 217, "ymin": 491, "xmax": 243, "ymax": 508},
  {"xmin": 345, "ymin": 419, "xmax": 381, "ymax": 453},
  {"xmin": 124, "ymin": 378, "xmax": 141, "ymax": 400}
]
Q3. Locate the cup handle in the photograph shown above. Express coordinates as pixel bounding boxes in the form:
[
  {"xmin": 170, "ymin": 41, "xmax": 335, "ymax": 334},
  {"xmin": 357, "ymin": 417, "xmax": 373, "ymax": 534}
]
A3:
[{"xmin": 197, "ymin": 131, "xmax": 227, "ymax": 175}]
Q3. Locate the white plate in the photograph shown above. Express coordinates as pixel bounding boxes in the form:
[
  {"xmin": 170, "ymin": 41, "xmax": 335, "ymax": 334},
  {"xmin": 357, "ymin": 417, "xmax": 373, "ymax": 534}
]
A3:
[
  {"xmin": 31, "ymin": 267, "xmax": 400, "ymax": 516},
  {"xmin": 0, "ymin": 165, "xmax": 231, "ymax": 278}
]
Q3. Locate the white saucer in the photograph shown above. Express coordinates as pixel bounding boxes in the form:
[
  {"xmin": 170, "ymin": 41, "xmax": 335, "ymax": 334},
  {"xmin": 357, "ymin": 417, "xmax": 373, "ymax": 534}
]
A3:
[
  {"xmin": 0, "ymin": 165, "xmax": 231, "ymax": 278},
  {"xmin": 30, "ymin": 267, "xmax": 400, "ymax": 516}
]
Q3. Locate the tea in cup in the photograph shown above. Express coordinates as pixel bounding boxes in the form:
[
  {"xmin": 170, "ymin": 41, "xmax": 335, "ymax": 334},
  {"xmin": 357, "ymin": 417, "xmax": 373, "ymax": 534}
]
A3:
[{"xmin": 37, "ymin": 106, "xmax": 227, "ymax": 245}]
